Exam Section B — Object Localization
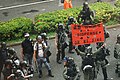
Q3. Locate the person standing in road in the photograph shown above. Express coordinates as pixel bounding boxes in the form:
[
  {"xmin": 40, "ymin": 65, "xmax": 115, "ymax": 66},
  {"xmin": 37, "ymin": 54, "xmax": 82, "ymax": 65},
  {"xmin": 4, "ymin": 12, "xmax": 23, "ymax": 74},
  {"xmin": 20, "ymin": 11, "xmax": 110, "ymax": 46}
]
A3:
[
  {"xmin": 33, "ymin": 35, "xmax": 54, "ymax": 78},
  {"xmin": 0, "ymin": 42, "xmax": 8, "ymax": 80},
  {"xmin": 55, "ymin": 23, "xmax": 68, "ymax": 64},
  {"xmin": 64, "ymin": 0, "xmax": 73, "ymax": 9},
  {"xmin": 21, "ymin": 33, "xmax": 34, "ymax": 66}
]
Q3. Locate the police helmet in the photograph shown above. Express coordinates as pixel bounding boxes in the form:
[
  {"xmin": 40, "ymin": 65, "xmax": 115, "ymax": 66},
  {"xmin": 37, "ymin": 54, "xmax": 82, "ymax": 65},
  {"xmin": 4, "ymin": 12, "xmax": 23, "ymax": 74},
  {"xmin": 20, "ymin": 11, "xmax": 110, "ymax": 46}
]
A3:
[
  {"xmin": 58, "ymin": 23, "xmax": 64, "ymax": 30},
  {"xmin": 86, "ymin": 46, "xmax": 92, "ymax": 53},
  {"xmin": 1, "ymin": 42, "xmax": 6, "ymax": 49},
  {"xmin": 117, "ymin": 34, "xmax": 120, "ymax": 40},
  {"xmin": 83, "ymin": 2, "xmax": 88, "ymax": 7},
  {"xmin": 8, "ymin": 47, "xmax": 16, "ymax": 56},
  {"xmin": 68, "ymin": 16, "xmax": 75, "ymax": 22},
  {"xmin": 20, "ymin": 61, "xmax": 28, "ymax": 67},
  {"xmin": 41, "ymin": 32, "xmax": 47, "ymax": 40}
]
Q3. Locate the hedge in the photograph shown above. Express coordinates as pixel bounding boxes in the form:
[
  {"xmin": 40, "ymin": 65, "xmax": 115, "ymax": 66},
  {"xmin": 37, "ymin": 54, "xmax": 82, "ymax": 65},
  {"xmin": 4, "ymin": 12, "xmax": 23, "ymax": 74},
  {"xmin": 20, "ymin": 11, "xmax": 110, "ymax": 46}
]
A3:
[
  {"xmin": 115, "ymin": 0, "xmax": 120, "ymax": 7},
  {"xmin": 0, "ymin": 17, "xmax": 33, "ymax": 41},
  {"xmin": 35, "ymin": 2, "xmax": 120, "ymax": 33}
]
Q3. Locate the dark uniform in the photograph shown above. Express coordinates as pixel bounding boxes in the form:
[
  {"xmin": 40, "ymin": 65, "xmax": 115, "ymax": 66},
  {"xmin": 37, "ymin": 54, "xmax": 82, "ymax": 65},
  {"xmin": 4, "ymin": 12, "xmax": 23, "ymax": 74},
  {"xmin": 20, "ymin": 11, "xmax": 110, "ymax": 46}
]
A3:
[
  {"xmin": 77, "ymin": 2, "xmax": 94, "ymax": 25},
  {"xmin": 66, "ymin": 17, "xmax": 76, "ymax": 53},
  {"xmin": 114, "ymin": 34, "xmax": 120, "ymax": 76},
  {"xmin": 75, "ymin": 45, "xmax": 105, "ymax": 80},
  {"xmin": 63, "ymin": 57, "xmax": 80, "ymax": 80},
  {"xmin": 21, "ymin": 33, "xmax": 33, "ymax": 66},
  {"xmin": 95, "ymin": 45, "xmax": 110, "ymax": 80},
  {"xmin": 0, "ymin": 42, "xmax": 8, "ymax": 80},
  {"xmin": 55, "ymin": 23, "xmax": 67, "ymax": 64}
]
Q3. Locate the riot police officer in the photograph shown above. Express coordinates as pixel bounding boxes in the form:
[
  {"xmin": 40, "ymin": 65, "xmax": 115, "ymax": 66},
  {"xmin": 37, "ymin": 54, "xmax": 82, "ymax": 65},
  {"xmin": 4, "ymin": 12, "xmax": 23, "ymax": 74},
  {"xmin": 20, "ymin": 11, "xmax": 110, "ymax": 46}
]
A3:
[
  {"xmin": 75, "ymin": 44, "xmax": 106, "ymax": 80},
  {"xmin": 0, "ymin": 42, "xmax": 8, "ymax": 80},
  {"xmin": 63, "ymin": 57, "xmax": 80, "ymax": 80},
  {"xmin": 66, "ymin": 17, "xmax": 76, "ymax": 53},
  {"xmin": 77, "ymin": 2, "xmax": 95, "ymax": 25},
  {"xmin": 55, "ymin": 23, "xmax": 67, "ymax": 64},
  {"xmin": 114, "ymin": 34, "xmax": 120, "ymax": 76},
  {"xmin": 114, "ymin": 34, "xmax": 120, "ymax": 59},
  {"xmin": 95, "ymin": 42, "xmax": 110, "ymax": 80}
]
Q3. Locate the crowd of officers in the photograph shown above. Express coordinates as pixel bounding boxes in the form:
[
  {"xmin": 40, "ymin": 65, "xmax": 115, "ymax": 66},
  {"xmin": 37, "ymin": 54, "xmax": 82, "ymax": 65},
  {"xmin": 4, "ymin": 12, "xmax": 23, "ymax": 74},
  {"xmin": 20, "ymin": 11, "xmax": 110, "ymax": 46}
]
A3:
[{"xmin": 0, "ymin": 1, "xmax": 120, "ymax": 80}]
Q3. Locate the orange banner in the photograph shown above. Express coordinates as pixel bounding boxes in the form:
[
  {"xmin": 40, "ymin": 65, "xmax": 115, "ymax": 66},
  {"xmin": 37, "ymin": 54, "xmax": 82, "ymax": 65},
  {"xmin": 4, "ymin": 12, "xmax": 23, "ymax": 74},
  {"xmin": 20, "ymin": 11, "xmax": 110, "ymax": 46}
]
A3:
[{"xmin": 71, "ymin": 23, "xmax": 105, "ymax": 46}]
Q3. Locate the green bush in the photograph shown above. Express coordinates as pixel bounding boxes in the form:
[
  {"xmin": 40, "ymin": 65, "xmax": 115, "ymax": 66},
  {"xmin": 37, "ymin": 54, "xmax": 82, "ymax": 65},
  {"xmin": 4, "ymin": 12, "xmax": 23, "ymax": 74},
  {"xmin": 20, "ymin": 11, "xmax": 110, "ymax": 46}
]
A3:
[
  {"xmin": 115, "ymin": 0, "xmax": 120, "ymax": 7},
  {"xmin": 35, "ymin": 2, "xmax": 120, "ymax": 33},
  {"xmin": 0, "ymin": 17, "xmax": 33, "ymax": 41}
]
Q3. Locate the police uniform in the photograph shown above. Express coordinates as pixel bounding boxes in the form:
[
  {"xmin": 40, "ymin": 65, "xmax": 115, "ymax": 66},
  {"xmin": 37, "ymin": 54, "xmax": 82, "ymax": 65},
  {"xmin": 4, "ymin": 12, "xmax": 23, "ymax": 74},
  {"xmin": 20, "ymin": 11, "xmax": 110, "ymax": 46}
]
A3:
[
  {"xmin": 75, "ymin": 46, "xmax": 104, "ymax": 80},
  {"xmin": 95, "ymin": 46, "xmax": 110, "ymax": 80},
  {"xmin": 55, "ymin": 23, "xmax": 67, "ymax": 64},
  {"xmin": 77, "ymin": 2, "xmax": 94, "ymax": 25}
]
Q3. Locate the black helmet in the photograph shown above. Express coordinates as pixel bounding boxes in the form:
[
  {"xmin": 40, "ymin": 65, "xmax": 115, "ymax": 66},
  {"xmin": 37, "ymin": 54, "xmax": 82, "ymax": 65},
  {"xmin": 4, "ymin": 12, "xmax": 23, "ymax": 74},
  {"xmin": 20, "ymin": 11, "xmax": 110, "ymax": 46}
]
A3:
[
  {"xmin": 117, "ymin": 34, "xmax": 120, "ymax": 40},
  {"xmin": 68, "ymin": 16, "xmax": 75, "ymax": 23},
  {"xmin": 41, "ymin": 32, "xmax": 47, "ymax": 40},
  {"xmin": 1, "ymin": 42, "xmax": 7, "ymax": 49},
  {"xmin": 20, "ymin": 61, "xmax": 28, "ymax": 67},
  {"xmin": 7, "ymin": 47, "xmax": 17, "ymax": 58},
  {"xmin": 83, "ymin": 2, "xmax": 88, "ymax": 7},
  {"xmin": 86, "ymin": 46, "xmax": 92, "ymax": 53},
  {"xmin": 58, "ymin": 23, "xmax": 64, "ymax": 30}
]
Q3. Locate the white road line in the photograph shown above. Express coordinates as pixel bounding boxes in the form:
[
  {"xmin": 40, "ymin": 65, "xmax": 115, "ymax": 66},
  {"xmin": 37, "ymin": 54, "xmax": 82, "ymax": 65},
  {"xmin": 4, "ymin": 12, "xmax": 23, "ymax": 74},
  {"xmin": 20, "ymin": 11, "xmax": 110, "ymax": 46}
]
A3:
[{"xmin": 0, "ymin": 0, "xmax": 54, "ymax": 11}]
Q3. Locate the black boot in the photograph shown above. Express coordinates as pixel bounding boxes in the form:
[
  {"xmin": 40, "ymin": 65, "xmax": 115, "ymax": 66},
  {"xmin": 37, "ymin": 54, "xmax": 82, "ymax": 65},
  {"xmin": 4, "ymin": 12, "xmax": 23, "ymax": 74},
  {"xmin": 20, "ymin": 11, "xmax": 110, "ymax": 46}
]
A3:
[
  {"xmin": 48, "ymin": 70, "xmax": 54, "ymax": 77},
  {"xmin": 39, "ymin": 70, "xmax": 42, "ymax": 78}
]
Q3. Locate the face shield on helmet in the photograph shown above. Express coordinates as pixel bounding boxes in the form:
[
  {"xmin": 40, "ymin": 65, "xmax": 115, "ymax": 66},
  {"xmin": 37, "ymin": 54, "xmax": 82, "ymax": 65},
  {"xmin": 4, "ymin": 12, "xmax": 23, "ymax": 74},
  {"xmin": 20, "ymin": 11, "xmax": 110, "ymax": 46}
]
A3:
[{"xmin": 8, "ymin": 47, "xmax": 17, "ymax": 58}]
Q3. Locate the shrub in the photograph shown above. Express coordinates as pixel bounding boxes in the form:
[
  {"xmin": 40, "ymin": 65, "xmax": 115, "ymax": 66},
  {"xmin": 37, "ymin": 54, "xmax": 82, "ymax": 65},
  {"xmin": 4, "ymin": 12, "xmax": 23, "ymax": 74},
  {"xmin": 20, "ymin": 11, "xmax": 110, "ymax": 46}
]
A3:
[
  {"xmin": 0, "ymin": 17, "xmax": 33, "ymax": 41},
  {"xmin": 34, "ymin": 2, "xmax": 120, "ymax": 33},
  {"xmin": 115, "ymin": 0, "xmax": 120, "ymax": 7}
]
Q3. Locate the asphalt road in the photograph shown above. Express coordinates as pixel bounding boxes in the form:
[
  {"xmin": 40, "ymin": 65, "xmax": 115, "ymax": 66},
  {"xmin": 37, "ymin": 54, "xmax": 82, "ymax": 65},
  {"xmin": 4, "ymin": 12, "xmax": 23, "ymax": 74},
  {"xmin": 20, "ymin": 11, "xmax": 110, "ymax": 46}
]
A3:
[
  {"xmin": 8, "ymin": 26, "xmax": 120, "ymax": 80},
  {"xmin": 0, "ymin": 0, "xmax": 114, "ymax": 21}
]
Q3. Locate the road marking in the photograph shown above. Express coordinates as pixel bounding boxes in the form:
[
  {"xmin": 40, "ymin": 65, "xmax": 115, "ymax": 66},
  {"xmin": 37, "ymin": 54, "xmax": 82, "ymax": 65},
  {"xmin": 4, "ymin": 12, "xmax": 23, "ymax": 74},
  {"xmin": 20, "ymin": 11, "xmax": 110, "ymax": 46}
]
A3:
[
  {"xmin": 0, "ymin": 0, "xmax": 54, "ymax": 11},
  {"xmin": 0, "ymin": 6, "xmax": 2, "ymax": 7}
]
